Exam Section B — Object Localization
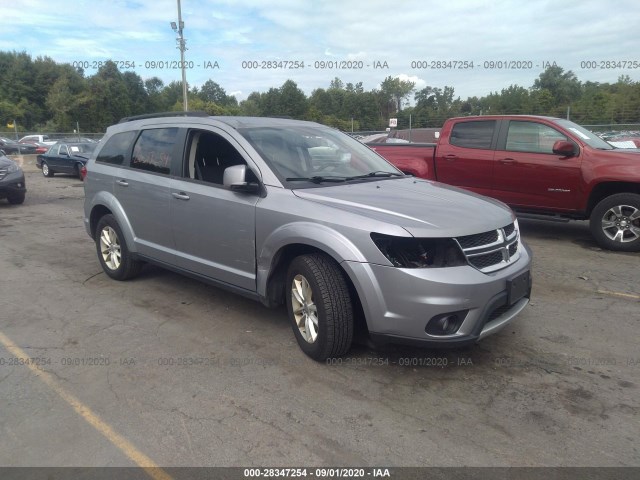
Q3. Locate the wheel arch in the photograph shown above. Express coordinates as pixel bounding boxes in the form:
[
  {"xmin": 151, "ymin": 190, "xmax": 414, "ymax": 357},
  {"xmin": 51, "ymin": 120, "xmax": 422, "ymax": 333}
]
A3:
[
  {"xmin": 259, "ymin": 239, "xmax": 369, "ymax": 338},
  {"xmin": 587, "ymin": 182, "xmax": 640, "ymax": 216},
  {"xmin": 87, "ymin": 192, "xmax": 137, "ymax": 252}
]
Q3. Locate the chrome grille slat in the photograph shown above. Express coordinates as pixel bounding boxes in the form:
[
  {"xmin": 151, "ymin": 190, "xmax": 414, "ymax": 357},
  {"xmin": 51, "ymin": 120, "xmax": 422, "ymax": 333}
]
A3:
[{"xmin": 455, "ymin": 222, "xmax": 520, "ymax": 273}]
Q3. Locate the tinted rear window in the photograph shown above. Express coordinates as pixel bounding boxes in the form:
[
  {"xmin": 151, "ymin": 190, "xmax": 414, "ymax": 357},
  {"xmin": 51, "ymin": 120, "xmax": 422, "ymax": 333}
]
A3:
[
  {"xmin": 450, "ymin": 121, "xmax": 496, "ymax": 149},
  {"xmin": 130, "ymin": 128, "xmax": 178, "ymax": 175},
  {"xmin": 96, "ymin": 131, "xmax": 137, "ymax": 165}
]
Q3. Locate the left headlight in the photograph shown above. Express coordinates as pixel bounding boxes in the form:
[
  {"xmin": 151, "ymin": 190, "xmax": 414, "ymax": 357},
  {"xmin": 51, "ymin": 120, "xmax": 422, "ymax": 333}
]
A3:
[
  {"xmin": 7, "ymin": 162, "xmax": 19, "ymax": 173},
  {"xmin": 371, "ymin": 233, "xmax": 468, "ymax": 268}
]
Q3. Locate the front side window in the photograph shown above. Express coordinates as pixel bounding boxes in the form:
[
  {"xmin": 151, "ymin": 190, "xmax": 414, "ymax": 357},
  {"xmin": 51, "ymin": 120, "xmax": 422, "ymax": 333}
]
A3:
[
  {"xmin": 184, "ymin": 130, "xmax": 249, "ymax": 185},
  {"xmin": 131, "ymin": 128, "xmax": 178, "ymax": 175},
  {"xmin": 505, "ymin": 121, "xmax": 567, "ymax": 154},
  {"xmin": 96, "ymin": 131, "xmax": 137, "ymax": 165},
  {"xmin": 449, "ymin": 121, "xmax": 496, "ymax": 149}
]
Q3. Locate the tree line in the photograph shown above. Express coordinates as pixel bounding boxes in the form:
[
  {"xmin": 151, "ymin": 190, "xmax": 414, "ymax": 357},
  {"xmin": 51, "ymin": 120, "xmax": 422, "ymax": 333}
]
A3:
[{"xmin": 1, "ymin": 50, "xmax": 640, "ymax": 134}]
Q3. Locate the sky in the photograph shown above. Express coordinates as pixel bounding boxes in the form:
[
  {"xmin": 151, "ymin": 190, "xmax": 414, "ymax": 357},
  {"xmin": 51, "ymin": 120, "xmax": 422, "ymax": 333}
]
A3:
[{"xmin": 3, "ymin": 0, "xmax": 640, "ymax": 103}]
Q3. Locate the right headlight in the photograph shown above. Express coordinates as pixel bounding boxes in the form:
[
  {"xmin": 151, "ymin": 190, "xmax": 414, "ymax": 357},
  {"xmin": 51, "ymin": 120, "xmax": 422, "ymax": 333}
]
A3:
[{"xmin": 371, "ymin": 233, "xmax": 467, "ymax": 268}]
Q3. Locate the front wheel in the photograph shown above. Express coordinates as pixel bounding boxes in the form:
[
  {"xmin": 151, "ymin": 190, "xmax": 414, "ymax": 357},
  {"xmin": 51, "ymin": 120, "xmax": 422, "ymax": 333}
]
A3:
[
  {"xmin": 95, "ymin": 214, "xmax": 143, "ymax": 280},
  {"xmin": 590, "ymin": 193, "xmax": 640, "ymax": 252},
  {"xmin": 286, "ymin": 253, "xmax": 354, "ymax": 361}
]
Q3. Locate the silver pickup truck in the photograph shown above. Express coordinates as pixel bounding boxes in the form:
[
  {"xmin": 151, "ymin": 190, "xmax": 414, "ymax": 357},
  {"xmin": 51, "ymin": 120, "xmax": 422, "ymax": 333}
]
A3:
[{"xmin": 83, "ymin": 113, "xmax": 532, "ymax": 360}]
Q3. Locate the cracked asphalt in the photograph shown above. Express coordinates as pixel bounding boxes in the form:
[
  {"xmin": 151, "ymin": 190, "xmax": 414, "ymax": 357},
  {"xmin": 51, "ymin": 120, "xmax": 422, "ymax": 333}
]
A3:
[{"xmin": 0, "ymin": 172, "xmax": 638, "ymax": 467}]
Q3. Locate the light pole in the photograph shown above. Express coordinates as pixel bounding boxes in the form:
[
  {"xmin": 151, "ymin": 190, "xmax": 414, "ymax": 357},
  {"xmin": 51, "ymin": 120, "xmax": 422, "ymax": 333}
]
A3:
[{"xmin": 171, "ymin": 0, "xmax": 188, "ymax": 111}]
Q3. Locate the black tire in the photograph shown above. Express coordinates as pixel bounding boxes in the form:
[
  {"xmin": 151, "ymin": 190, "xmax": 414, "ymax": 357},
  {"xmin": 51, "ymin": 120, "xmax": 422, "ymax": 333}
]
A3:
[
  {"xmin": 7, "ymin": 192, "xmax": 25, "ymax": 205},
  {"xmin": 286, "ymin": 253, "xmax": 353, "ymax": 361},
  {"xmin": 41, "ymin": 161, "xmax": 54, "ymax": 177},
  {"xmin": 75, "ymin": 163, "xmax": 83, "ymax": 180},
  {"xmin": 590, "ymin": 193, "xmax": 640, "ymax": 252},
  {"xmin": 95, "ymin": 214, "xmax": 143, "ymax": 280}
]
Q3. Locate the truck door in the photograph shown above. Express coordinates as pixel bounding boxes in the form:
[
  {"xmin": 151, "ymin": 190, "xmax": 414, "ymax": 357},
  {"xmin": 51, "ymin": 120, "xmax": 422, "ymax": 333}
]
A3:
[
  {"xmin": 434, "ymin": 119, "xmax": 497, "ymax": 197},
  {"xmin": 493, "ymin": 120, "xmax": 582, "ymax": 211}
]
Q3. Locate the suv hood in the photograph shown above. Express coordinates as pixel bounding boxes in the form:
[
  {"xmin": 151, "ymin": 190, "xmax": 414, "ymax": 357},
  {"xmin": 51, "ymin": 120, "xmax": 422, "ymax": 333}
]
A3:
[{"xmin": 292, "ymin": 177, "xmax": 514, "ymax": 237}]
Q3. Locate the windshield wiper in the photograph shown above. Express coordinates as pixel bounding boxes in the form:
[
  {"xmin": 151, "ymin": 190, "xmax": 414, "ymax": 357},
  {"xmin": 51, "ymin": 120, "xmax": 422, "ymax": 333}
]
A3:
[
  {"xmin": 286, "ymin": 176, "xmax": 347, "ymax": 183},
  {"xmin": 345, "ymin": 171, "xmax": 405, "ymax": 181}
]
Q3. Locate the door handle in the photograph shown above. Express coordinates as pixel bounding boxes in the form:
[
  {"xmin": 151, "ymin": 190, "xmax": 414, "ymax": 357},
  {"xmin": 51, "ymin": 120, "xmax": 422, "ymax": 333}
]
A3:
[
  {"xmin": 116, "ymin": 179, "xmax": 129, "ymax": 186},
  {"xmin": 444, "ymin": 154, "xmax": 457, "ymax": 161},
  {"xmin": 498, "ymin": 158, "xmax": 517, "ymax": 165},
  {"xmin": 172, "ymin": 192, "xmax": 190, "ymax": 201}
]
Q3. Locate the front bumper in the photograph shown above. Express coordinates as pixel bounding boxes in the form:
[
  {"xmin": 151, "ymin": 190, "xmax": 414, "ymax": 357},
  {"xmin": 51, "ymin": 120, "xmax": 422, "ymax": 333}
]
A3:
[
  {"xmin": 343, "ymin": 243, "xmax": 532, "ymax": 347},
  {"xmin": 0, "ymin": 171, "xmax": 27, "ymax": 198}
]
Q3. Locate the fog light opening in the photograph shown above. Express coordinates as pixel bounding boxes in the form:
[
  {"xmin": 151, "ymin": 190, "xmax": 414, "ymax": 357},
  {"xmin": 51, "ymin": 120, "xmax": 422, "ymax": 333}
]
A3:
[{"xmin": 426, "ymin": 310, "xmax": 468, "ymax": 336}]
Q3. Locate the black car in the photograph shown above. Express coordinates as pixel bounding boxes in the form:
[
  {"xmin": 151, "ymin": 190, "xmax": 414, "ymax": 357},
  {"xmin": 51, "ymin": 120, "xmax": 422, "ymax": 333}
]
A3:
[
  {"xmin": 36, "ymin": 142, "xmax": 97, "ymax": 179},
  {"xmin": 0, "ymin": 137, "xmax": 37, "ymax": 155},
  {"xmin": 0, "ymin": 151, "xmax": 26, "ymax": 204}
]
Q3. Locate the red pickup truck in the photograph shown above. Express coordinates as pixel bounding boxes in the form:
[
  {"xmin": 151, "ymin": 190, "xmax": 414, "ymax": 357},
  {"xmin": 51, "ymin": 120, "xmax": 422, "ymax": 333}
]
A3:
[{"xmin": 368, "ymin": 115, "xmax": 640, "ymax": 252}]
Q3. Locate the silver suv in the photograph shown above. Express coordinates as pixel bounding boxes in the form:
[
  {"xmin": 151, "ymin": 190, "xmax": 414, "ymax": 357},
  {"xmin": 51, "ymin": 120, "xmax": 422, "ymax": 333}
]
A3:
[{"xmin": 83, "ymin": 113, "xmax": 532, "ymax": 360}]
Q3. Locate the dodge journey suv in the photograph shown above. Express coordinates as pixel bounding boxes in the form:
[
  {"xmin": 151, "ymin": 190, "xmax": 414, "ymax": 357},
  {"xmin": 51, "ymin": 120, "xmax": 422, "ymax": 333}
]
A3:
[{"xmin": 83, "ymin": 113, "xmax": 532, "ymax": 360}]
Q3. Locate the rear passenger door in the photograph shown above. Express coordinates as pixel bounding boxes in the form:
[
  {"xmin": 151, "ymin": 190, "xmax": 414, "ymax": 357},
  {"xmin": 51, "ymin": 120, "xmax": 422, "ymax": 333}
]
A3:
[
  {"xmin": 114, "ymin": 127, "xmax": 181, "ymax": 264},
  {"xmin": 170, "ymin": 128, "xmax": 260, "ymax": 291},
  {"xmin": 434, "ymin": 120, "xmax": 498, "ymax": 196}
]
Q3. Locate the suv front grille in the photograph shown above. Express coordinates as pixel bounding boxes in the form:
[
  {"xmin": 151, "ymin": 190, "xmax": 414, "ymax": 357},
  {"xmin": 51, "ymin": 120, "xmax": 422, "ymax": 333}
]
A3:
[
  {"xmin": 0, "ymin": 167, "xmax": 8, "ymax": 180},
  {"xmin": 455, "ymin": 222, "xmax": 520, "ymax": 273}
]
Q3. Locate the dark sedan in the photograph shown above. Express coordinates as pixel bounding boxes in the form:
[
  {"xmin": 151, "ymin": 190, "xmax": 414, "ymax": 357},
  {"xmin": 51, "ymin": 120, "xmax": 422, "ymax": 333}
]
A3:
[
  {"xmin": 36, "ymin": 142, "xmax": 97, "ymax": 179},
  {"xmin": 0, "ymin": 137, "xmax": 37, "ymax": 155}
]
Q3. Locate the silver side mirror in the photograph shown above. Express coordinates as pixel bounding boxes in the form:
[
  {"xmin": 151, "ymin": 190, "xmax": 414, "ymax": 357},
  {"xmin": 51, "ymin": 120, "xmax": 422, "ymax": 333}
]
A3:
[{"xmin": 223, "ymin": 164, "xmax": 260, "ymax": 193}]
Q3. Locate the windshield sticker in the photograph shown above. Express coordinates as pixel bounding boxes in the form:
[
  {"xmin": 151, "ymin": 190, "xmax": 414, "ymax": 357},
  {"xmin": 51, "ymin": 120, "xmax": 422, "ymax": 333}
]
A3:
[{"xmin": 567, "ymin": 128, "xmax": 591, "ymax": 140}]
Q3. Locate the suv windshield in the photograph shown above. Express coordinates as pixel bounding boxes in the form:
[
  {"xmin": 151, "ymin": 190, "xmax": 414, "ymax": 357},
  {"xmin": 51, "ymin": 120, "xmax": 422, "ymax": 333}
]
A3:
[
  {"xmin": 239, "ymin": 125, "xmax": 402, "ymax": 186},
  {"xmin": 554, "ymin": 119, "xmax": 614, "ymax": 150}
]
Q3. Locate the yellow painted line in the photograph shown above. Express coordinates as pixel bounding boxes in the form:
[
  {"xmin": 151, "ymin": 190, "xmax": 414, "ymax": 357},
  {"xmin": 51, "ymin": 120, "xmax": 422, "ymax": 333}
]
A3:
[
  {"xmin": 596, "ymin": 290, "xmax": 640, "ymax": 300},
  {"xmin": 0, "ymin": 330, "xmax": 173, "ymax": 480}
]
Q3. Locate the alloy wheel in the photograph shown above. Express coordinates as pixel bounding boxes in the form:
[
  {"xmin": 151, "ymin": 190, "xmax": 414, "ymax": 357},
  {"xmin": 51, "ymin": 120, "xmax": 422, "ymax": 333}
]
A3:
[{"xmin": 291, "ymin": 274, "xmax": 318, "ymax": 343}]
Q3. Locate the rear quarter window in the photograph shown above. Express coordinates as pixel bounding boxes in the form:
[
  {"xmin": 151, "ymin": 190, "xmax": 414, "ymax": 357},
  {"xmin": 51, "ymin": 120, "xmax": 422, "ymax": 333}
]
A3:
[
  {"xmin": 130, "ymin": 128, "xmax": 178, "ymax": 175},
  {"xmin": 96, "ymin": 131, "xmax": 137, "ymax": 165},
  {"xmin": 450, "ymin": 121, "xmax": 496, "ymax": 149}
]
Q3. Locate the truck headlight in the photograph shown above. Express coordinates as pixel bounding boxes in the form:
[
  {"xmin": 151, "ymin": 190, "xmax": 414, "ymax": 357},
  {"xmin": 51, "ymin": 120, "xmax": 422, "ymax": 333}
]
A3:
[{"xmin": 371, "ymin": 233, "xmax": 467, "ymax": 268}]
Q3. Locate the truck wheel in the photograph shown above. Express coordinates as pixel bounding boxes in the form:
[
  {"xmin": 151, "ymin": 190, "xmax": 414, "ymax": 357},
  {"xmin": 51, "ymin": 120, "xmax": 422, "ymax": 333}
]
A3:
[
  {"xmin": 590, "ymin": 193, "xmax": 640, "ymax": 252},
  {"xmin": 7, "ymin": 192, "xmax": 25, "ymax": 205},
  {"xmin": 41, "ymin": 161, "xmax": 54, "ymax": 177},
  {"xmin": 95, "ymin": 214, "xmax": 142, "ymax": 280},
  {"xmin": 286, "ymin": 253, "xmax": 354, "ymax": 361}
]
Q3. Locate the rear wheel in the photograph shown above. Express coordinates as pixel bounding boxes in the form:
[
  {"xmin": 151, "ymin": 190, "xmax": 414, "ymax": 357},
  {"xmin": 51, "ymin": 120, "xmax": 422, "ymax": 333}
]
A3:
[
  {"xmin": 95, "ymin": 214, "xmax": 143, "ymax": 280},
  {"xmin": 75, "ymin": 163, "xmax": 84, "ymax": 180},
  {"xmin": 41, "ymin": 161, "xmax": 54, "ymax": 177},
  {"xmin": 286, "ymin": 253, "xmax": 353, "ymax": 361},
  {"xmin": 590, "ymin": 193, "xmax": 640, "ymax": 252}
]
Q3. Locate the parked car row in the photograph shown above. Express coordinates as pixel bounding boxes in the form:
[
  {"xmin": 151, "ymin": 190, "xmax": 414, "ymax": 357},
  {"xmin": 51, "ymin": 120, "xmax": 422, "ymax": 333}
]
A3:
[{"xmin": 0, "ymin": 137, "xmax": 38, "ymax": 155}]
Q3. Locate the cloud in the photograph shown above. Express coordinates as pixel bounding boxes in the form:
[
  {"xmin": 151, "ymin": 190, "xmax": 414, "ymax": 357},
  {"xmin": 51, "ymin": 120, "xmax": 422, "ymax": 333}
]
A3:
[{"xmin": 2, "ymin": 0, "xmax": 640, "ymax": 101}]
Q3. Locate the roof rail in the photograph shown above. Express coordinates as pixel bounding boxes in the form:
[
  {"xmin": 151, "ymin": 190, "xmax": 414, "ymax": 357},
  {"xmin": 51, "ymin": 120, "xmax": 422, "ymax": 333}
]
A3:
[{"xmin": 118, "ymin": 111, "xmax": 210, "ymax": 123}]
